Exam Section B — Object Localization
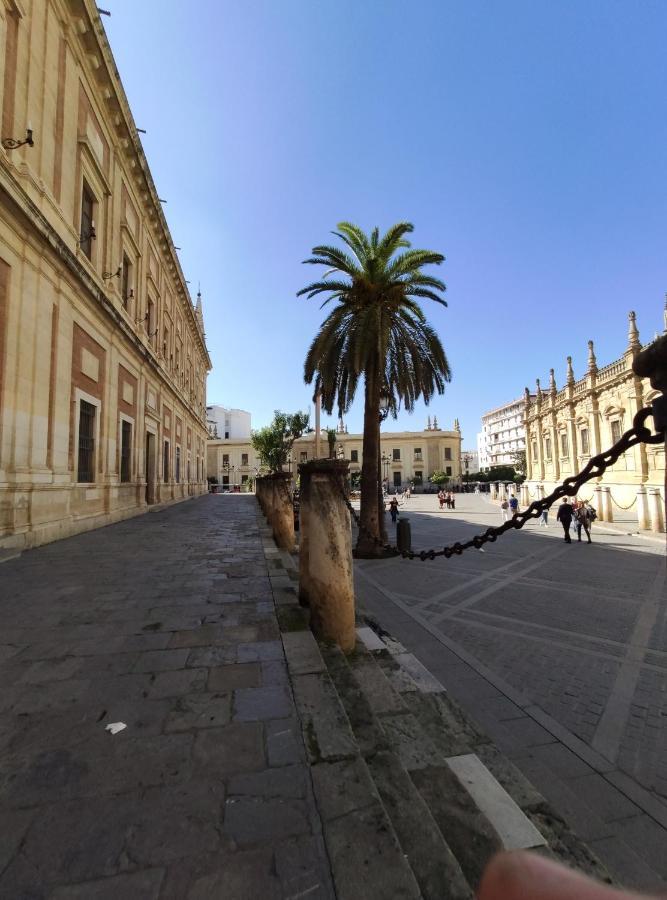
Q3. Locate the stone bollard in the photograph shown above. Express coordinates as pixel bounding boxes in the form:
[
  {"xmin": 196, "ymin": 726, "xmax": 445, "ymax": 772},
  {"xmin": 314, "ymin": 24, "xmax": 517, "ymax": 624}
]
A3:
[
  {"xmin": 636, "ymin": 486, "xmax": 650, "ymax": 530},
  {"xmin": 601, "ymin": 486, "xmax": 613, "ymax": 522},
  {"xmin": 270, "ymin": 472, "xmax": 295, "ymax": 552},
  {"xmin": 297, "ymin": 459, "xmax": 355, "ymax": 653},
  {"xmin": 593, "ymin": 484, "xmax": 604, "ymax": 520},
  {"xmin": 648, "ymin": 488, "xmax": 665, "ymax": 534}
]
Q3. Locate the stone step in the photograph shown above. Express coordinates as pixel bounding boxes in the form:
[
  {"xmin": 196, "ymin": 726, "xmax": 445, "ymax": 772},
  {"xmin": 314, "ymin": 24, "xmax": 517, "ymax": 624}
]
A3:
[
  {"xmin": 359, "ymin": 617, "xmax": 614, "ymax": 885},
  {"xmin": 322, "ymin": 641, "xmax": 475, "ymax": 899}
]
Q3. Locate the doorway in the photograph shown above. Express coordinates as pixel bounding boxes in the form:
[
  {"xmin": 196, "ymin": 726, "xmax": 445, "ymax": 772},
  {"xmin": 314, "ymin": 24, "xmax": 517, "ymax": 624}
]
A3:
[{"xmin": 145, "ymin": 432, "xmax": 156, "ymax": 504}]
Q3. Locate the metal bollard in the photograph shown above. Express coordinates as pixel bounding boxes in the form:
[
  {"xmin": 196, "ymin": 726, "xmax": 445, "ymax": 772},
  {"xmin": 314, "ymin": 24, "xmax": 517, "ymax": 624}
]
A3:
[{"xmin": 397, "ymin": 517, "xmax": 412, "ymax": 553}]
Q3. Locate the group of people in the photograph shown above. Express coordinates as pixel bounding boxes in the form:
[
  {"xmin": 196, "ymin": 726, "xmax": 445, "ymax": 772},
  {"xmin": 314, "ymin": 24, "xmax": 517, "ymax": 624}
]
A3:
[
  {"xmin": 556, "ymin": 497, "xmax": 597, "ymax": 543},
  {"xmin": 438, "ymin": 490, "xmax": 456, "ymax": 510}
]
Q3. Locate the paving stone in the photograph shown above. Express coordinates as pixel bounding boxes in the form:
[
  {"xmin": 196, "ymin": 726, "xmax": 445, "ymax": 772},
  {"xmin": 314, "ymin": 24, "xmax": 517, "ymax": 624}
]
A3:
[
  {"xmin": 132, "ymin": 649, "xmax": 191, "ymax": 673},
  {"xmin": 274, "ymin": 834, "xmax": 335, "ymax": 900},
  {"xmin": 567, "ymin": 772, "xmax": 641, "ymax": 823},
  {"xmin": 587, "ymin": 835, "xmax": 666, "ymax": 892},
  {"xmin": 0, "ymin": 808, "xmax": 34, "ymax": 872},
  {"xmin": 311, "ymin": 757, "xmax": 379, "ymax": 821},
  {"xmin": 193, "ymin": 723, "xmax": 265, "ymax": 777},
  {"xmin": 19, "ymin": 657, "xmax": 83, "ymax": 683},
  {"xmin": 613, "ymin": 814, "xmax": 667, "ymax": 877},
  {"xmin": 291, "ymin": 672, "xmax": 358, "ymax": 763},
  {"xmin": 228, "ymin": 764, "xmax": 307, "ymax": 800},
  {"xmin": 261, "ymin": 659, "xmax": 290, "ymax": 687},
  {"xmin": 348, "ymin": 655, "xmax": 407, "ymax": 716},
  {"xmin": 164, "ymin": 692, "xmax": 232, "ymax": 732},
  {"xmin": 237, "ymin": 640, "xmax": 284, "ymax": 662},
  {"xmin": 323, "ymin": 803, "xmax": 422, "ymax": 900},
  {"xmin": 266, "ymin": 717, "xmax": 306, "ymax": 767},
  {"xmin": 161, "ymin": 847, "xmax": 282, "ymax": 900},
  {"xmin": 282, "ymin": 630, "xmax": 326, "ymax": 675},
  {"xmin": 207, "ymin": 663, "xmax": 261, "ymax": 692},
  {"xmin": 146, "ymin": 667, "xmax": 208, "ymax": 699},
  {"xmin": 223, "ymin": 796, "xmax": 312, "ymax": 844},
  {"xmin": 186, "ymin": 645, "xmax": 237, "ymax": 667},
  {"xmin": 233, "ymin": 685, "xmax": 293, "ymax": 722},
  {"xmin": 49, "ymin": 869, "xmax": 166, "ymax": 899},
  {"xmin": 355, "ymin": 626, "xmax": 387, "ymax": 652}
]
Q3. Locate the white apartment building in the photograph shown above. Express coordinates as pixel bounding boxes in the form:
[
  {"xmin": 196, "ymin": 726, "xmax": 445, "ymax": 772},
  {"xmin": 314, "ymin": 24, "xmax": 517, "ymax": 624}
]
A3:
[
  {"xmin": 477, "ymin": 396, "xmax": 534, "ymax": 470},
  {"xmin": 206, "ymin": 405, "xmax": 251, "ymax": 440}
]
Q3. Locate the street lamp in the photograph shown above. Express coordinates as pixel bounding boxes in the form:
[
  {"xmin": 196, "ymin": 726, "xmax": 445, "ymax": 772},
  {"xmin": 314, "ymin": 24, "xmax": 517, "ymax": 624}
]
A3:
[
  {"xmin": 381, "ymin": 453, "xmax": 390, "ymax": 482},
  {"xmin": 337, "ymin": 443, "xmax": 344, "ymax": 460}
]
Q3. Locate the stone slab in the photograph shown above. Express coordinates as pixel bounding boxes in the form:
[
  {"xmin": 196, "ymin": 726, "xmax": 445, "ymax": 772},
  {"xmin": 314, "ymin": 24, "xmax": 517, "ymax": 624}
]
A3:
[
  {"xmin": 446, "ymin": 753, "xmax": 547, "ymax": 850},
  {"xmin": 282, "ymin": 630, "xmax": 326, "ymax": 675}
]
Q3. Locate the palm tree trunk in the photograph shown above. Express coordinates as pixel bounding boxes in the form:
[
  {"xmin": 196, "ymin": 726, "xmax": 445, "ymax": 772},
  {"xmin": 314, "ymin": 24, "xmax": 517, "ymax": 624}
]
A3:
[{"xmin": 356, "ymin": 371, "xmax": 383, "ymax": 557}]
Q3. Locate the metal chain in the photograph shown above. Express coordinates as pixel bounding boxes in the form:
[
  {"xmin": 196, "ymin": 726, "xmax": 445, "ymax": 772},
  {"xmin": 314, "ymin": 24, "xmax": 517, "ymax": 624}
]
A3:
[{"xmin": 337, "ymin": 403, "xmax": 664, "ymax": 561}]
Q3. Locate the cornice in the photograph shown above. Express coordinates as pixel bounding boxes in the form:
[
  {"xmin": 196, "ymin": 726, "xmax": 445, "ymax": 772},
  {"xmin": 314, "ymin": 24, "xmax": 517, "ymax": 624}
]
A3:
[{"xmin": 65, "ymin": 0, "xmax": 211, "ymax": 367}]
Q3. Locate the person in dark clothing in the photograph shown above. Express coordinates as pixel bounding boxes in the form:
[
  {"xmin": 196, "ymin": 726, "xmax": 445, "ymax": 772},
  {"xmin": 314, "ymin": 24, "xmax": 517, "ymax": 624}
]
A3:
[
  {"xmin": 389, "ymin": 497, "xmax": 399, "ymax": 523},
  {"xmin": 556, "ymin": 497, "xmax": 574, "ymax": 543}
]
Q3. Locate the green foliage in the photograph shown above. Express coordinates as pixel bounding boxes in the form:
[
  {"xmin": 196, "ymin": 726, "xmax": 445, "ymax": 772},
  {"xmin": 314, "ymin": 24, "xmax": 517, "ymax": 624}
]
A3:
[
  {"xmin": 485, "ymin": 465, "xmax": 521, "ymax": 483},
  {"xmin": 429, "ymin": 470, "xmax": 450, "ymax": 486},
  {"xmin": 251, "ymin": 410, "xmax": 310, "ymax": 473},
  {"xmin": 326, "ymin": 427, "xmax": 337, "ymax": 457},
  {"xmin": 350, "ymin": 470, "xmax": 362, "ymax": 490},
  {"xmin": 299, "ymin": 221, "xmax": 451, "ymax": 546},
  {"xmin": 511, "ymin": 449, "xmax": 527, "ymax": 476}
]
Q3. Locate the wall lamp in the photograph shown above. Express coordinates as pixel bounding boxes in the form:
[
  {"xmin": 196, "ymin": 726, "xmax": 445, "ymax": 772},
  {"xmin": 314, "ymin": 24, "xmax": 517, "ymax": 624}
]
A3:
[
  {"xmin": 77, "ymin": 221, "xmax": 96, "ymax": 247},
  {"xmin": 103, "ymin": 265, "xmax": 122, "ymax": 280},
  {"xmin": 2, "ymin": 125, "xmax": 34, "ymax": 150}
]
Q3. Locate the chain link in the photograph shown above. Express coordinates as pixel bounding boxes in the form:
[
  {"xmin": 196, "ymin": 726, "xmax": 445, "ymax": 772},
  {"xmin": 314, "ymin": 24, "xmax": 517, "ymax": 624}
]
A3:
[{"xmin": 336, "ymin": 403, "xmax": 664, "ymax": 561}]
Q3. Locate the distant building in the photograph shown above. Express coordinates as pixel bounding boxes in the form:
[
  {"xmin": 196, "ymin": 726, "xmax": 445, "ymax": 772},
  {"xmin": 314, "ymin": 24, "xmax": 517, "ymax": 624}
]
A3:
[
  {"xmin": 461, "ymin": 449, "xmax": 479, "ymax": 477},
  {"xmin": 206, "ymin": 406, "xmax": 251, "ymax": 440},
  {"xmin": 207, "ymin": 417, "xmax": 462, "ymax": 490},
  {"xmin": 522, "ymin": 309, "xmax": 665, "ymax": 532},
  {"xmin": 477, "ymin": 397, "xmax": 532, "ymax": 470}
]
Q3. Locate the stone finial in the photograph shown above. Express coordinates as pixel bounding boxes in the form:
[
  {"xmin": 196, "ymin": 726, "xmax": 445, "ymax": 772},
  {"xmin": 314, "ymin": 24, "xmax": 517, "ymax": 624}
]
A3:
[
  {"xmin": 587, "ymin": 340, "xmax": 597, "ymax": 374},
  {"xmin": 524, "ymin": 386, "xmax": 531, "ymax": 405},
  {"xmin": 427, "ymin": 415, "xmax": 431, "ymax": 430},
  {"xmin": 627, "ymin": 310, "xmax": 641, "ymax": 351},
  {"xmin": 337, "ymin": 416, "xmax": 345, "ymax": 433},
  {"xmin": 433, "ymin": 415, "xmax": 439, "ymax": 430},
  {"xmin": 454, "ymin": 417, "xmax": 460, "ymax": 432},
  {"xmin": 195, "ymin": 288, "xmax": 205, "ymax": 335},
  {"xmin": 566, "ymin": 356, "xmax": 575, "ymax": 385},
  {"xmin": 549, "ymin": 368, "xmax": 557, "ymax": 394}
]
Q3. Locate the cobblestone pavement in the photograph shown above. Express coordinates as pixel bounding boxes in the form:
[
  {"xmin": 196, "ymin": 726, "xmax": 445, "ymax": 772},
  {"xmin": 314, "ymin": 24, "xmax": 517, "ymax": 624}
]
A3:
[
  {"xmin": 0, "ymin": 496, "xmax": 334, "ymax": 899},
  {"xmin": 355, "ymin": 493, "xmax": 667, "ymax": 889}
]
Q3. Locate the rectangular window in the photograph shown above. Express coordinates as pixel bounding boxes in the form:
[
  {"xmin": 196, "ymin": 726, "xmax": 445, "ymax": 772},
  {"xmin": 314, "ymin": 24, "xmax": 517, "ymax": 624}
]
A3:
[
  {"xmin": 415, "ymin": 470, "xmax": 422, "ymax": 480},
  {"xmin": 146, "ymin": 299, "xmax": 155, "ymax": 343},
  {"xmin": 163, "ymin": 441, "xmax": 169, "ymax": 481},
  {"xmin": 414, "ymin": 447, "xmax": 422, "ymax": 460},
  {"xmin": 580, "ymin": 428, "xmax": 590, "ymax": 455},
  {"xmin": 392, "ymin": 448, "xmax": 400, "ymax": 461},
  {"xmin": 77, "ymin": 400, "xmax": 96, "ymax": 482},
  {"xmin": 445, "ymin": 465, "xmax": 452, "ymax": 476},
  {"xmin": 560, "ymin": 432, "xmax": 568, "ymax": 458},
  {"xmin": 80, "ymin": 182, "xmax": 95, "ymax": 259},
  {"xmin": 444, "ymin": 447, "xmax": 452, "ymax": 461},
  {"xmin": 224, "ymin": 431, "xmax": 229, "ymax": 439},
  {"xmin": 241, "ymin": 453, "xmax": 248, "ymax": 466},
  {"xmin": 393, "ymin": 471, "xmax": 402, "ymax": 487},
  {"xmin": 176, "ymin": 447, "xmax": 181, "ymax": 482},
  {"xmin": 300, "ymin": 451, "xmax": 307, "ymax": 463},
  {"xmin": 120, "ymin": 420, "xmax": 132, "ymax": 482},
  {"xmin": 121, "ymin": 253, "xmax": 132, "ymax": 308},
  {"xmin": 350, "ymin": 449, "xmax": 358, "ymax": 463},
  {"xmin": 610, "ymin": 419, "xmax": 622, "ymax": 443},
  {"xmin": 222, "ymin": 453, "xmax": 229, "ymax": 465},
  {"xmin": 545, "ymin": 437, "xmax": 552, "ymax": 460},
  {"xmin": 532, "ymin": 441, "xmax": 538, "ymax": 462}
]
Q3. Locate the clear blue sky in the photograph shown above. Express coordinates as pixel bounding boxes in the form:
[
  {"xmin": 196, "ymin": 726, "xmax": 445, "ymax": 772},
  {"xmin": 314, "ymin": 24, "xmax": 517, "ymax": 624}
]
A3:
[{"xmin": 105, "ymin": 1, "xmax": 666, "ymax": 448}]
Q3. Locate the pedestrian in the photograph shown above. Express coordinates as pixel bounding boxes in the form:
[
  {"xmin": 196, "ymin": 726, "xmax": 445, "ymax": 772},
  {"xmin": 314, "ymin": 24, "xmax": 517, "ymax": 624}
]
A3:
[
  {"xmin": 574, "ymin": 500, "xmax": 595, "ymax": 543},
  {"xmin": 556, "ymin": 497, "xmax": 574, "ymax": 543},
  {"xmin": 389, "ymin": 497, "xmax": 399, "ymax": 523},
  {"xmin": 500, "ymin": 498, "xmax": 510, "ymax": 522},
  {"xmin": 539, "ymin": 508, "xmax": 548, "ymax": 527},
  {"xmin": 405, "ymin": 484, "xmax": 411, "ymax": 500},
  {"xmin": 509, "ymin": 495, "xmax": 519, "ymax": 516},
  {"xmin": 450, "ymin": 492, "xmax": 456, "ymax": 510},
  {"xmin": 438, "ymin": 489, "xmax": 444, "ymax": 510}
]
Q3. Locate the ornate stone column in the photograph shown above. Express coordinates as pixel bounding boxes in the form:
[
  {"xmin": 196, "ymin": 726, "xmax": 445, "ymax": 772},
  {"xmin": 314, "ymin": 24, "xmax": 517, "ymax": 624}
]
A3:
[
  {"xmin": 298, "ymin": 459, "xmax": 355, "ymax": 652},
  {"xmin": 633, "ymin": 329, "xmax": 666, "ymax": 541},
  {"xmin": 270, "ymin": 472, "xmax": 295, "ymax": 552}
]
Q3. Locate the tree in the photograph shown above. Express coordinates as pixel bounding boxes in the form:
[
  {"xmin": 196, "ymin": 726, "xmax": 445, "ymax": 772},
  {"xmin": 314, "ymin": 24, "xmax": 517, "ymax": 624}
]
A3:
[
  {"xmin": 299, "ymin": 222, "xmax": 451, "ymax": 557},
  {"xmin": 511, "ymin": 449, "xmax": 526, "ymax": 476},
  {"xmin": 251, "ymin": 410, "xmax": 309, "ymax": 474},
  {"xmin": 429, "ymin": 470, "xmax": 450, "ymax": 486}
]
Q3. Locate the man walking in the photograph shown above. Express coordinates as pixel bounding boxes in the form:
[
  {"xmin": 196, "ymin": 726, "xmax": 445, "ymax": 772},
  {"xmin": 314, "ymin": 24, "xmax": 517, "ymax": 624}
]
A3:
[
  {"xmin": 509, "ymin": 495, "xmax": 519, "ymax": 517},
  {"xmin": 556, "ymin": 497, "xmax": 574, "ymax": 543},
  {"xmin": 574, "ymin": 500, "xmax": 595, "ymax": 543}
]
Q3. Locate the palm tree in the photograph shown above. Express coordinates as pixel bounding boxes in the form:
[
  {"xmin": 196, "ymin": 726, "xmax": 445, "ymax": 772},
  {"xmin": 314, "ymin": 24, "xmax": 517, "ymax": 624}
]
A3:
[{"xmin": 299, "ymin": 222, "xmax": 451, "ymax": 557}]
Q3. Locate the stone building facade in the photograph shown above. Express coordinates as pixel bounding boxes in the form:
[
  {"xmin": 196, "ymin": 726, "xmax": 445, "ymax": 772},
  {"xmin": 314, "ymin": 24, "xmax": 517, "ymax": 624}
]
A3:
[
  {"xmin": 207, "ymin": 421, "xmax": 462, "ymax": 490},
  {"xmin": 521, "ymin": 309, "xmax": 666, "ymax": 532},
  {"xmin": 0, "ymin": 0, "xmax": 211, "ymax": 550}
]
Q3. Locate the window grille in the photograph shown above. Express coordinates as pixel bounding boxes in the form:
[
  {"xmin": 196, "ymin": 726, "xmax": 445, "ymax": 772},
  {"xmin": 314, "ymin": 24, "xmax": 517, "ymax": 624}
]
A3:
[
  {"xmin": 610, "ymin": 420, "xmax": 622, "ymax": 444},
  {"xmin": 350, "ymin": 449, "xmax": 358, "ymax": 463},
  {"xmin": 241, "ymin": 453, "xmax": 248, "ymax": 465},
  {"xmin": 163, "ymin": 441, "xmax": 169, "ymax": 481},
  {"xmin": 560, "ymin": 432, "xmax": 568, "ymax": 458},
  {"xmin": 392, "ymin": 448, "xmax": 400, "ymax": 461},
  {"xmin": 77, "ymin": 400, "xmax": 96, "ymax": 482},
  {"xmin": 544, "ymin": 436, "xmax": 552, "ymax": 460},
  {"xmin": 444, "ymin": 447, "xmax": 452, "ymax": 461},
  {"xmin": 580, "ymin": 428, "xmax": 590, "ymax": 455},
  {"xmin": 176, "ymin": 447, "xmax": 181, "ymax": 482},
  {"xmin": 120, "ymin": 420, "xmax": 132, "ymax": 482}
]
